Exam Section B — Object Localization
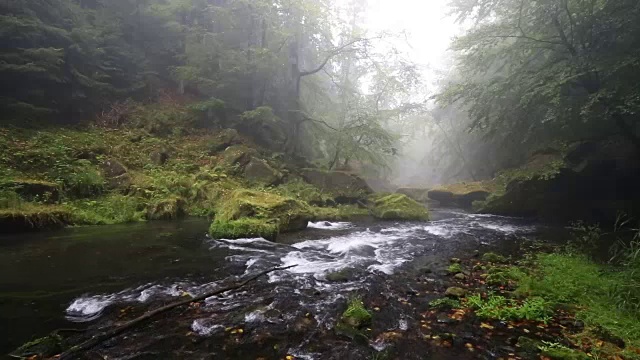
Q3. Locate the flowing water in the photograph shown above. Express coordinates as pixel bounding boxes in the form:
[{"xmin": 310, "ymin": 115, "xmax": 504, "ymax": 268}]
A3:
[{"xmin": 0, "ymin": 208, "xmax": 561, "ymax": 359}]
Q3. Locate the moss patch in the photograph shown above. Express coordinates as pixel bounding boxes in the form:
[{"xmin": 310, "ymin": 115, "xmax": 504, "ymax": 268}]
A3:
[
  {"xmin": 0, "ymin": 205, "xmax": 72, "ymax": 232},
  {"xmin": 210, "ymin": 189, "xmax": 313, "ymax": 240},
  {"xmin": 369, "ymin": 193, "xmax": 429, "ymax": 221},
  {"xmin": 209, "ymin": 218, "xmax": 279, "ymax": 241}
]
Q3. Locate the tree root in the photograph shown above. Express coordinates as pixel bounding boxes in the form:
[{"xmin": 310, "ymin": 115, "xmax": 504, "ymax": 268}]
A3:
[{"xmin": 57, "ymin": 265, "xmax": 296, "ymax": 359}]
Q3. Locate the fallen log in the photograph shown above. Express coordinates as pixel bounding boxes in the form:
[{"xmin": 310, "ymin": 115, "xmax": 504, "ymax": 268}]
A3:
[{"xmin": 58, "ymin": 265, "xmax": 296, "ymax": 359}]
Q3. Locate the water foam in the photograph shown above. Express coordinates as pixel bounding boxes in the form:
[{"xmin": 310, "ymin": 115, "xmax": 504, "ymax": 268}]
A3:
[{"xmin": 307, "ymin": 221, "xmax": 353, "ymax": 230}]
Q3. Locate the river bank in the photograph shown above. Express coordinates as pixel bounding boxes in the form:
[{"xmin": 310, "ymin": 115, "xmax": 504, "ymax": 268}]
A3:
[{"xmin": 0, "ymin": 106, "xmax": 427, "ymax": 240}]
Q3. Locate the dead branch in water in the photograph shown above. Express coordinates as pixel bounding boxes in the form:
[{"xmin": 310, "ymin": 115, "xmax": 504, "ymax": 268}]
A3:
[{"xmin": 58, "ymin": 265, "xmax": 296, "ymax": 360}]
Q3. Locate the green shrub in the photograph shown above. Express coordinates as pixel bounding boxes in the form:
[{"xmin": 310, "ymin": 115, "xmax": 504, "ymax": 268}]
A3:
[
  {"xmin": 429, "ymin": 297, "xmax": 461, "ymax": 309},
  {"xmin": 467, "ymin": 293, "xmax": 551, "ymax": 322},
  {"xmin": 69, "ymin": 194, "xmax": 144, "ymax": 225},
  {"xmin": 341, "ymin": 296, "xmax": 372, "ymax": 328}
]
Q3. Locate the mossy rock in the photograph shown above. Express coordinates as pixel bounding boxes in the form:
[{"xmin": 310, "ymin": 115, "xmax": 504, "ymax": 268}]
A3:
[
  {"xmin": 0, "ymin": 179, "xmax": 61, "ymax": 203},
  {"xmin": 147, "ymin": 197, "xmax": 186, "ymax": 220},
  {"xmin": 369, "ymin": 193, "xmax": 429, "ymax": 221},
  {"xmin": 210, "ymin": 189, "xmax": 313, "ymax": 240},
  {"xmin": 428, "ymin": 181, "xmax": 495, "ymax": 207},
  {"xmin": 447, "ymin": 263, "xmax": 462, "ymax": 274},
  {"xmin": 221, "ymin": 145, "xmax": 258, "ymax": 168},
  {"xmin": 0, "ymin": 205, "xmax": 72, "ymax": 232},
  {"xmin": 310, "ymin": 205, "xmax": 370, "ymax": 221},
  {"xmin": 482, "ymin": 252, "xmax": 507, "ymax": 263},
  {"xmin": 325, "ymin": 268, "xmax": 357, "ymax": 282},
  {"xmin": 208, "ymin": 128, "xmax": 241, "ymax": 154},
  {"xmin": 209, "ymin": 218, "xmax": 279, "ymax": 241},
  {"xmin": 243, "ymin": 158, "xmax": 281, "ymax": 185},
  {"xmin": 396, "ymin": 187, "xmax": 430, "ymax": 202},
  {"xmin": 10, "ymin": 334, "xmax": 63, "ymax": 358},
  {"xmin": 101, "ymin": 159, "xmax": 132, "ymax": 189},
  {"xmin": 445, "ymin": 287, "xmax": 466, "ymax": 298}
]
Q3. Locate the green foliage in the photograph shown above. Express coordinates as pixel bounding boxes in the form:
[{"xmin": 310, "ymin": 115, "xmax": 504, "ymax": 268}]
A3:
[
  {"xmin": 566, "ymin": 222, "xmax": 603, "ymax": 257},
  {"xmin": 188, "ymin": 99, "xmax": 225, "ymax": 113},
  {"xmin": 517, "ymin": 253, "xmax": 640, "ymax": 344},
  {"xmin": 68, "ymin": 194, "xmax": 144, "ymax": 225},
  {"xmin": 443, "ymin": 0, "xmax": 640, "ymax": 159},
  {"xmin": 486, "ymin": 266, "xmax": 526, "ymax": 286},
  {"xmin": 447, "ymin": 263, "xmax": 462, "ymax": 274},
  {"xmin": 341, "ymin": 296, "xmax": 372, "ymax": 328},
  {"xmin": 467, "ymin": 293, "xmax": 552, "ymax": 323},
  {"xmin": 429, "ymin": 297, "xmax": 461, "ymax": 310},
  {"xmin": 59, "ymin": 160, "xmax": 105, "ymax": 198}
]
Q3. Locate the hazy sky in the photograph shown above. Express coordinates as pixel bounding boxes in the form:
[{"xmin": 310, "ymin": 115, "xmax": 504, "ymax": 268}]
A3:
[{"xmin": 365, "ymin": 0, "xmax": 461, "ymax": 85}]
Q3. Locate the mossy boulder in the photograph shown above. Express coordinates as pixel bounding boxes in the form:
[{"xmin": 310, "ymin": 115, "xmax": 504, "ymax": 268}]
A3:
[
  {"xmin": 369, "ymin": 193, "xmax": 429, "ymax": 221},
  {"xmin": 482, "ymin": 252, "xmax": 507, "ymax": 263},
  {"xmin": 0, "ymin": 205, "xmax": 72, "ymax": 233},
  {"xmin": 221, "ymin": 145, "xmax": 259, "ymax": 168},
  {"xmin": 10, "ymin": 334, "xmax": 63, "ymax": 358},
  {"xmin": 208, "ymin": 128, "xmax": 241, "ymax": 154},
  {"xmin": 149, "ymin": 149, "xmax": 170, "ymax": 165},
  {"xmin": 325, "ymin": 268, "xmax": 357, "ymax": 282},
  {"xmin": 0, "ymin": 179, "xmax": 60, "ymax": 203},
  {"xmin": 209, "ymin": 218, "xmax": 279, "ymax": 241},
  {"xmin": 300, "ymin": 169, "xmax": 372, "ymax": 204},
  {"xmin": 209, "ymin": 189, "xmax": 312, "ymax": 240},
  {"xmin": 147, "ymin": 197, "xmax": 186, "ymax": 220},
  {"xmin": 396, "ymin": 187, "xmax": 430, "ymax": 202},
  {"xmin": 243, "ymin": 158, "xmax": 281, "ymax": 185},
  {"xmin": 445, "ymin": 287, "xmax": 467, "ymax": 298},
  {"xmin": 428, "ymin": 181, "xmax": 494, "ymax": 207},
  {"xmin": 101, "ymin": 159, "xmax": 132, "ymax": 189}
]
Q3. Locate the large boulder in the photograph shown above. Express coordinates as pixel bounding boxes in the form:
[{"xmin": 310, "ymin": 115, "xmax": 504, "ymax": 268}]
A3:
[
  {"xmin": 102, "ymin": 159, "xmax": 132, "ymax": 189},
  {"xmin": 428, "ymin": 182, "xmax": 493, "ymax": 207},
  {"xmin": 369, "ymin": 193, "xmax": 429, "ymax": 221},
  {"xmin": 208, "ymin": 128, "xmax": 242, "ymax": 154},
  {"xmin": 300, "ymin": 169, "xmax": 372, "ymax": 204},
  {"xmin": 149, "ymin": 149, "xmax": 169, "ymax": 165},
  {"xmin": 209, "ymin": 189, "xmax": 313, "ymax": 241},
  {"xmin": 479, "ymin": 137, "xmax": 640, "ymax": 224},
  {"xmin": 146, "ymin": 197, "xmax": 186, "ymax": 220},
  {"xmin": 221, "ymin": 145, "xmax": 259, "ymax": 168},
  {"xmin": 243, "ymin": 158, "xmax": 282, "ymax": 185}
]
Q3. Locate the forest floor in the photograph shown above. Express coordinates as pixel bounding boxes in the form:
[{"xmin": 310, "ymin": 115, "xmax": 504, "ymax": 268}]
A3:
[{"xmin": 381, "ymin": 245, "xmax": 640, "ymax": 360}]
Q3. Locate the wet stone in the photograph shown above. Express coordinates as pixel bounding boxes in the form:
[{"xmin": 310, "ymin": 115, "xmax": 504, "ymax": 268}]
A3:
[{"xmin": 445, "ymin": 287, "xmax": 466, "ymax": 298}]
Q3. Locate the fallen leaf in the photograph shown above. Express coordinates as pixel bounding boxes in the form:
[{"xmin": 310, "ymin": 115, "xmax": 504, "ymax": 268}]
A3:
[{"xmin": 480, "ymin": 322, "xmax": 494, "ymax": 330}]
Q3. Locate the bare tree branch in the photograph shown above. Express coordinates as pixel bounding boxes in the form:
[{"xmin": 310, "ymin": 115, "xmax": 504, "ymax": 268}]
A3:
[{"xmin": 299, "ymin": 37, "xmax": 372, "ymax": 77}]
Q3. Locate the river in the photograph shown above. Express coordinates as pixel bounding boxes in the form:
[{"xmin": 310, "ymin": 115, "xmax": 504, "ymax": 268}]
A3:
[{"xmin": 0, "ymin": 208, "xmax": 560, "ymax": 359}]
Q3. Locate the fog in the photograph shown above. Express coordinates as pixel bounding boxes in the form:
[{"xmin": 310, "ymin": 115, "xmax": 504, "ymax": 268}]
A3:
[{"xmin": 359, "ymin": 0, "xmax": 471, "ymax": 189}]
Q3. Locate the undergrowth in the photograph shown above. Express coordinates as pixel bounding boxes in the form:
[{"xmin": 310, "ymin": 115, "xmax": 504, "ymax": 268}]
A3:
[{"xmin": 467, "ymin": 293, "xmax": 552, "ymax": 323}]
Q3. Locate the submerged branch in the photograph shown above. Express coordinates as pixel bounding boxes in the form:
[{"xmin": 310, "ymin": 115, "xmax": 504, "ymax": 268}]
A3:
[{"xmin": 58, "ymin": 265, "xmax": 296, "ymax": 359}]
